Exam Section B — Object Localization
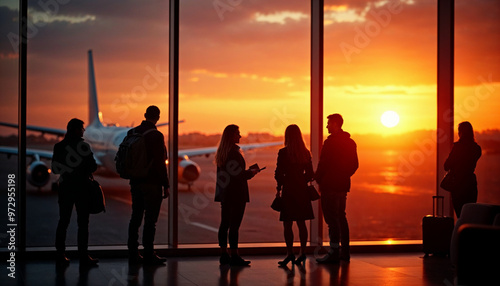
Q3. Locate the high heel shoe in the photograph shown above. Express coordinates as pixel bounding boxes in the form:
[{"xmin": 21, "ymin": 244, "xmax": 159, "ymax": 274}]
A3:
[
  {"xmin": 278, "ymin": 255, "xmax": 295, "ymax": 267},
  {"xmin": 294, "ymin": 254, "xmax": 306, "ymax": 265}
]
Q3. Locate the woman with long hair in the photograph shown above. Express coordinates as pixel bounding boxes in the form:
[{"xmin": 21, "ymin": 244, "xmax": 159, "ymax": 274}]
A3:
[
  {"xmin": 215, "ymin": 124, "xmax": 260, "ymax": 266},
  {"xmin": 274, "ymin": 124, "xmax": 314, "ymax": 266},
  {"xmin": 444, "ymin": 121, "xmax": 482, "ymax": 217}
]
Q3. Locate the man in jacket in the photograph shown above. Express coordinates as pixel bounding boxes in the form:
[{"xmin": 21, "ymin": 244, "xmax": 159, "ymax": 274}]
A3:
[
  {"xmin": 315, "ymin": 113, "xmax": 358, "ymax": 263},
  {"xmin": 52, "ymin": 118, "xmax": 98, "ymax": 267},
  {"xmin": 127, "ymin": 105, "xmax": 169, "ymax": 265}
]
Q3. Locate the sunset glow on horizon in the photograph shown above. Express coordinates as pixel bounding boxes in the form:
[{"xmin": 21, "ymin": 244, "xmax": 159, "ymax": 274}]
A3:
[{"xmin": 0, "ymin": 1, "xmax": 498, "ymax": 138}]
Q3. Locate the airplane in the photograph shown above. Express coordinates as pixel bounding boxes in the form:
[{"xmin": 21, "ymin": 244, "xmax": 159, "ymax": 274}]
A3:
[{"xmin": 0, "ymin": 50, "xmax": 281, "ymax": 190}]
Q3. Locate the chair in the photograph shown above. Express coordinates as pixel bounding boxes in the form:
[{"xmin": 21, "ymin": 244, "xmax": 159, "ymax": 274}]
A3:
[{"xmin": 450, "ymin": 203, "xmax": 500, "ymax": 285}]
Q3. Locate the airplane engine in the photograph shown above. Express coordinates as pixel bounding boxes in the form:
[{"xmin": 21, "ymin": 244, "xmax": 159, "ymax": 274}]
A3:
[
  {"xmin": 178, "ymin": 157, "xmax": 201, "ymax": 184},
  {"xmin": 27, "ymin": 161, "xmax": 51, "ymax": 187}
]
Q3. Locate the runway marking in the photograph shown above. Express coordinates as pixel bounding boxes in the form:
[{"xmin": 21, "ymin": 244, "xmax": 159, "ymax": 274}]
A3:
[
  {"xmin": 109, "ymin": 196, "xmax": 131, "ymax": 205},
  {"xmin": 109, "ymin": 196, "xmax": 218, "ymax": 233},
  {"xmin": 190, "ymin": 222, "xmax": 218, "ymax": 233}
]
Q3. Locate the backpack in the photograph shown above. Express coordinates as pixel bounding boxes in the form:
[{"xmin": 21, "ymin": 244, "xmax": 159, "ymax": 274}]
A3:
[{"xmin": 115, "ymin": 128, "xmax": 156, "ymax": 179}]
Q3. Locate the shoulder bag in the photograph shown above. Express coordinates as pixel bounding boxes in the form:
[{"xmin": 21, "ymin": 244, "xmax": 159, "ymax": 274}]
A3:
[
  {"xmin": 88, "ymin": 175, "xmax": 106, "ymax": 214},
  {"xmin": 439, "ymin": 171, "xmax": 456, "ymax": 192},
  {"xmin": 308, "ymin": 182, "xmax": 320, "ymax": 201},
  {"xmin": 271, "ymin": 188, "xmax": 282, "ymax": 212}
]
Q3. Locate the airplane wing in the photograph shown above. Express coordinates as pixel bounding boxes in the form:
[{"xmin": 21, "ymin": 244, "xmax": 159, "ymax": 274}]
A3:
[
  {"xmin": 180, "ymin": 141, "xmax": 282, "ymax": 158},
  {"xmin": 0, "ymin": 122, "xmax": 66, "ymax": 136},
  {"xmin": 0, "ymin": 146, "xmax": 54, "ymax": 160},
  {"xmin": 0, "ymin": 146, "xmax": 104, "ymax": 166}
]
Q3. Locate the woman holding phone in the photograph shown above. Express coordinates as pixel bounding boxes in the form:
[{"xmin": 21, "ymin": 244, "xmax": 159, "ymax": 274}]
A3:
[{"xmin": 215, "ymin": 124, "xmax": 260, "ymax": 266}]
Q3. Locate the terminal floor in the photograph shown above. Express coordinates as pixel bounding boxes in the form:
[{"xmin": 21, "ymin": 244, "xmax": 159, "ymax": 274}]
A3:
[{"xmin": 3, "ymin": 252, "xmax": 456, "ymax": 286}]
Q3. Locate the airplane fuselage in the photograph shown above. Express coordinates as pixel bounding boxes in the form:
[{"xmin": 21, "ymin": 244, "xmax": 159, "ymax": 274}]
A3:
[
  {"xmin": 84, "ymin": 123, "xmax": 127, "ymax": 177},
  {"xmin": 83, "ymin": 122, "xmax": 201, "ymax": 185}
]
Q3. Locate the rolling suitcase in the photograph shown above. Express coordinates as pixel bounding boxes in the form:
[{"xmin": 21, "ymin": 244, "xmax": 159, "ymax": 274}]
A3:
[{"xmin": 422, "ymin": 196, "xmax": 454, "ymax": 257}]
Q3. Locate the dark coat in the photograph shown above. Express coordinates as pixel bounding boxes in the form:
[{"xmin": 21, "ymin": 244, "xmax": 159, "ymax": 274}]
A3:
[
  {"xmin": 129, "ymin": 120, "xmax": 169, "ymax": 188},
  {"xmin": 274, "ymin": 147, "xmax": 314, "ymax": 221},
  {"xmin": 215, "ymin": 145, "xmax": 254, "ymax": 203},
  {"xmin": 444, "ymin": 139, "xmax": 482, "ymax": 194},
  {"xmin": 52, "ymin": 135, "xmax": 97, "ymax": 185},
  {"xmin": 314, "ymin": 130, "xmax": 358, "ymax": 193}
]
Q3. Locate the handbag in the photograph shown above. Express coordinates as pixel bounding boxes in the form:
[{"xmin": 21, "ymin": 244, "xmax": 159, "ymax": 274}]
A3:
[
  {"xmin": 440, "ymin": 171, "xmax": 456, "ymax": 192},
  {"xmin": 307, "ymin": 182, "xmax": 320, "ymax": 201},
  {"xmin": 271, "ymin": 191, "xmax": 282, "ymax": 212},
  {"xmin": 88, "ymin": 176, "xmax": 106, "ymax": 214}
]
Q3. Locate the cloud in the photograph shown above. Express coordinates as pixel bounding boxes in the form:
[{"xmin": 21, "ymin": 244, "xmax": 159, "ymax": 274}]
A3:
[
  {"xmin": 0, "ymin": 6, "xmax": 19, "ymax": 57},
  {"xmin": 254, "ymin": 11, "xmax": 307, "ymax": 25},
  {"xmin": 0, "ymin": 0, "xmax": 498, "ymax": 132}
]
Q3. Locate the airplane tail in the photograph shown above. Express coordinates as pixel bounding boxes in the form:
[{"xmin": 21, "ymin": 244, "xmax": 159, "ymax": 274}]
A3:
[{"xmin": 88, "ymin": 50, "xmax": 103, "ymax": 127}]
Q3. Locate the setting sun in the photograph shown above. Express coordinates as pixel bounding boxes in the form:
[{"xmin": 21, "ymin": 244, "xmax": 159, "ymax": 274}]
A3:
[{"xmin": 381, "ymin": 111, "xmax": 400, "ymax": 128}]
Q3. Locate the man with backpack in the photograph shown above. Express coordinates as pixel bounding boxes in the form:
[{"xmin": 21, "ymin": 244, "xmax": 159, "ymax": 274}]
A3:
[{"xmin": 123, "ymin": 105, "xmax": 169, "ymax": 265}]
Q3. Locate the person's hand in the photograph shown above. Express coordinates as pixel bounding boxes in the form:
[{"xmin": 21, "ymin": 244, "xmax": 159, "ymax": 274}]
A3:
[{"xmin": 163, "ymin": 187, "xmax": 169, "ymax": 199}]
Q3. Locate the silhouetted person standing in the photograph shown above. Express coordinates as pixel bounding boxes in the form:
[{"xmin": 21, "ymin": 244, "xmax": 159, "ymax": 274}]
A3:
[
  {"xmin": 444, "ymin": 121, "xmax": 482, "ymax": 218},
  {"xmin": 52, "ymin": 118, "xmax": 98, "ymax": 267},
  {"xmin": 274, "ymin": 124, "xmax": 314, "ymax": 266},
  {"xmin": 127, "ymin": 106, "xmax": 169, "ymax": 265},
  {"xmin": 215, "ymin": 124, "xmax": 260, "ymax": 266},
  {"xmin": 315, "ymin": 114, "xmax": 358, "ymax": 263}
]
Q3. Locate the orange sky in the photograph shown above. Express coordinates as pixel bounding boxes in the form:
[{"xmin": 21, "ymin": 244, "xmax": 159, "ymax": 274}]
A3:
[{"xmin": 0, "ymin": 0, "xmax": 499, "ymax": 137}]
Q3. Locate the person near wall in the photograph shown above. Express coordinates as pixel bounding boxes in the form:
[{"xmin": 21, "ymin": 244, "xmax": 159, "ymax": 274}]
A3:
[
  {"xmin": 315, "ymin": 113, "xmax": 359, "ymax": 263},
  {"xmin": 444, "ymin": 121, "xmax": 482, "ymax": 218},
  {"xmin": 127, "ymin": 105, "xmax": 169, "ymax": 265},
  {"xmin": 274, "ymin": 124, "xmax": 314, "ymax": 266},
  {"xmin": 215, "ymin": 124, "xmax": 261, "ymax": 266},
  {"xmin": 52, "ymin": 118, "xmax": 98, "ymax": 267}
]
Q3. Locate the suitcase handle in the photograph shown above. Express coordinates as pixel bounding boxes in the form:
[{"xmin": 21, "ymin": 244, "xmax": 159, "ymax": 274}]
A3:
[{"xmin": 433, "ymin": 195, "xmax": 444, "ymax": 217}]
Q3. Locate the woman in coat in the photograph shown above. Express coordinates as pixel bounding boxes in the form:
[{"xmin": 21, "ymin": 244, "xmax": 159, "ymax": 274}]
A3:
[
  {"xmin": 215, "ymin": 124, "xmax": 260, "ymax": 266},
  {"xmin": 52, "ymin": 118, "xmax": 98, "ymax": 267},
  {"xmin": 444, "ymin": 121, "xmax": 482, "ymax": 218},
  {"xmin": 274, "ymin": 124, "xmax": 314, "ymax": 266}
]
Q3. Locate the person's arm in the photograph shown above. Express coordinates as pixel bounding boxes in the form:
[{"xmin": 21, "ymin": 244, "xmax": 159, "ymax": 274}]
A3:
[
  {"xmin": 444, "ymin": 144, "xmax": 456, "ymax": 171},
  {"xmin": 305, "ymin": 155, "xmax": 314, "ymax": 182},
  {"xmin": 314, "ymin": 139, "xmax": 330, "ymax": 183},
  {"xmin": 153, "ymin": 132, "xmax": 170, "ymax": 189},
  {"xmin": 82, "ymin": 142, "xmax": 97, "ymax": 175},
  {"xmin": 51, "ymin": 142, "xmax": 73, "ymax": 176},
  {"xmin": 51, "ymin": 143, "xmax": 63, "ymax": 175},
  {"xmin": 274, "ymin": 150, "xmax": 285, "ymax": 190},
  {"xmin": 226, "ymin": 150, "xmax": 255, "ymax": 182},
  {"xmin": 476, "ymin": 144, "xmax": 482, "ymax": 161},
  {"xmin": 346, "ymin": 141, "xmax": 359, "ymax": 177}
]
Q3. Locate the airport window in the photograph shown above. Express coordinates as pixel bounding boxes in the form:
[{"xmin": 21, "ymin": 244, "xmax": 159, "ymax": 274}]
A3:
[
  {"xmin": 1, "ymin": 0, "xmax": 499, "ymax": 251},
  {"xmin": 177, "ymin": 1, "xmax": 311, "ymax": 244},
  {"xmin": 322, "ymin": 0, "xmax": 439, "ymax": 242},
  {"xmin": 454, "ymin": 2, "xmax": 500, "ymax": 208}
]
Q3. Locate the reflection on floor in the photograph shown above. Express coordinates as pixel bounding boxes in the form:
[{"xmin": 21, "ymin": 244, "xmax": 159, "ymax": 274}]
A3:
[{"xmin": 4, "ymin": 253, "xmax": 454, "ymax": 286}]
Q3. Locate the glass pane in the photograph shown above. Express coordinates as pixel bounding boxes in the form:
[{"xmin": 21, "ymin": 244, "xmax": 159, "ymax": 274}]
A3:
[
  {"xmin": 178, "ymin": 1, "xmax": 311, "ymax": 244},
  {"xmin": 12, "ymin": 2, "xmax": 170, "ymax": 247},
  {"xmin": 455, "ymin": 0, "xmax": 500, "ymax": 206},
  {"xmin": 323, "ymin": 0, "xmax": 437, "ymax": 241},
  {"xmin": 0, "ymin": 1, "xmax": 20, "ymax": 250}
]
